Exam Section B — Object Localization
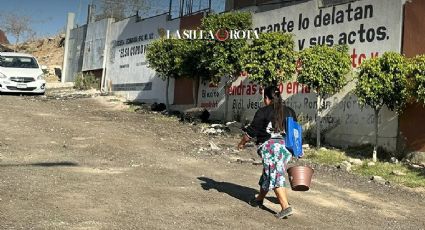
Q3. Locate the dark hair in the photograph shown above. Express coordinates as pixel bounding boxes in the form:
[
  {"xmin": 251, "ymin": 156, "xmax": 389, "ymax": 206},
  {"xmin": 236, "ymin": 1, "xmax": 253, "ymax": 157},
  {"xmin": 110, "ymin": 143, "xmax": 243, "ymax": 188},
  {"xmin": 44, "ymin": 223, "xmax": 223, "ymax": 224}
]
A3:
[{"xmin": 264, "ymin": 85, "xmax": 284, "ymax": 132}]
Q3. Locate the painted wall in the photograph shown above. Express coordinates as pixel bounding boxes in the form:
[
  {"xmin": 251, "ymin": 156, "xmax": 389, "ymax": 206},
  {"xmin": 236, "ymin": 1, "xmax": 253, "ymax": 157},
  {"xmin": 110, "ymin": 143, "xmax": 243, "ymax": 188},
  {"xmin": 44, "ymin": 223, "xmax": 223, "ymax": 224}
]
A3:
[
  {"xmin": 199, "ymin": 0, "xmax": 404, "ymax": 151},
  {"xmin": 104, "ymin": 14, "xmax": 180, "ymax": 103},
  {"xmin": 82, "ymin": 18, "xmax": 113, "ymax": 71}
]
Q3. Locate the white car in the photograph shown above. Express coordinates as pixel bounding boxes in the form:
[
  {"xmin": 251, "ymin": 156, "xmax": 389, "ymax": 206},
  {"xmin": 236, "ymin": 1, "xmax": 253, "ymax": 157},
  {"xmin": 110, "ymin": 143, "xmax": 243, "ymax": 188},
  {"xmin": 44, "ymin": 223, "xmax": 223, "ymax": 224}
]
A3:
[{"xmin": 0, "ymin": 52, "xmax": 46, "ymax": 94}]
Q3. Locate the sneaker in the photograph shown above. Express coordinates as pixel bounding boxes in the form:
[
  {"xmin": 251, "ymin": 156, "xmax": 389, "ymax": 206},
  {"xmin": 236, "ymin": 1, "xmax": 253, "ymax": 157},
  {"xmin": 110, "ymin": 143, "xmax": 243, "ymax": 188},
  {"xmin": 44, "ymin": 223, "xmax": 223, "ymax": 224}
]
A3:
[
  {"xmin": 248, "ymin": 198, "xmax": 263, "ymax": 207},
  {"xmin": 275, "ymin": 207, "xmax": 293, "ymax": 219}
]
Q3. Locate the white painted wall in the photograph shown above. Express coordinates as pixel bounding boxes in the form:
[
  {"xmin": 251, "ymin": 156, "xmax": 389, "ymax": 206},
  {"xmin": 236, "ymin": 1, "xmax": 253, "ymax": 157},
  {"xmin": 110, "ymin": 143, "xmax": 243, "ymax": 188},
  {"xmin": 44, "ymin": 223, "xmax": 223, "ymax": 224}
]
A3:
[
  {"xmin": 104, "ymin": 14, "xmax": 180, "ymax": 103},
  {"xmin": 199, "ymin": 0, "xmax": 404, "ymax": 151}
]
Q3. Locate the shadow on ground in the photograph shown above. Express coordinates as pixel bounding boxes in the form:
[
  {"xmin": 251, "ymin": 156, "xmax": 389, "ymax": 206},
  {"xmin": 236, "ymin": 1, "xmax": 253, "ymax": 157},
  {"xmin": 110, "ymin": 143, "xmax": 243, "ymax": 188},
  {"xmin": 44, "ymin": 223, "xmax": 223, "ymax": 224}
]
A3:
[
  {"xmin": 0, "ymin": 161, "xmax": 79, "ymax": 168},
  {"xmin": 198, "ymin": 177, "xmax": 276, "ymax": 214}
]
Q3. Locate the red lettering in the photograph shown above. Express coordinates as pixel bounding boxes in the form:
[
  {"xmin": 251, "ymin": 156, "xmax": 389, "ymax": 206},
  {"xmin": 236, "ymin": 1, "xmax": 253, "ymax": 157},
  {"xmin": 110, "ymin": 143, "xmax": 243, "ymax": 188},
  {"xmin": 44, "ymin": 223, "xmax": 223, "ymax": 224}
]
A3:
[
  {"xmin": 252, "ymin": 84, "xmax": 257, "ymax": 95},
  {"xmin": 246, "ymin": 85, "xmax": 252, "ymax": 95},
  {"xmin": 351, "ymin": 48, "xmax": 380, "ymax": 68},
  {"xmin": 358, "ymin": 53, "xmax": 366, "ymax": 66},
  {"xmin": 286, "ymin": 82, "xmax": 293, "ymax": 94},
  {"xmin": 278, "ymin": 83, "xmax": 284, "ymax": 93},
  {"xmin": 293, "ymin": 82, "xmax": 299, "ymax": 93},
  {"xmin": 351, "ymin": 48, "xmax": 358, "ymax": 68}
]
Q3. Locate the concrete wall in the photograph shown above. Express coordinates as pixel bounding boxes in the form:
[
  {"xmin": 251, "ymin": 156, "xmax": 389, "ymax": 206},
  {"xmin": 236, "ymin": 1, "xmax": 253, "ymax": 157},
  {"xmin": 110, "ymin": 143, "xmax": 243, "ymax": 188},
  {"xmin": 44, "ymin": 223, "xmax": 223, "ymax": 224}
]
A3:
[
  {"xmin": 64, "ymin": 25, "xmax": 87, "ymax": 82},
  {"xmin": 82, "ymin": 18, "xmax": 113, "ymax": 71},
  {"xmin": 399, "ymin": 0, "xmax": 425, "ymax": 152},
  {"xmin": 104, "ymin": 14, "xmax": 180, "ymax": 103},
  {"xmin": 199, "ymin": 0, "xmax": 404, "ymax": 151}
]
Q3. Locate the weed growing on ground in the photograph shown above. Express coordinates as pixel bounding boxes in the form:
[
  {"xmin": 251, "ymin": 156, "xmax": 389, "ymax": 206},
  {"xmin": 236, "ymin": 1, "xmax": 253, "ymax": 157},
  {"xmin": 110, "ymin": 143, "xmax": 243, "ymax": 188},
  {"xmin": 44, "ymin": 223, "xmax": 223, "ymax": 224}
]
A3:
[
  {"xmin": 74, "ymin": 72, "xmax": 100, "ymax": 90},
  {"xmin": 305, "ymin": 149, "xmax": 348, "ymax": 165},
  {"xmin": 127, "ymin": 104, "xmax": 138, "ymax": 112},
  {"xmin": 304, "ymin": 148, "xmax": 425, "ymax": 188},
  {"xmin": 353, "ymin": 162, "xmax": 425, "ymax": 188}
]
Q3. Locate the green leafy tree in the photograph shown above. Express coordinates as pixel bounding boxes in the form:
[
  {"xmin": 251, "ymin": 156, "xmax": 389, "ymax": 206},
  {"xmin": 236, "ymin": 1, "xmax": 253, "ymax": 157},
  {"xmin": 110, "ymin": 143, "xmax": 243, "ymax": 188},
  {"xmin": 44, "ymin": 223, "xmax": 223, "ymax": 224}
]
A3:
[
  {"xmin": 178, "ymin": 39, "xmax": 211, "ymax": 106},
  {"xmin": 355, "ymin": 52, "xmax": 409, "ymax": 162},
  {"xmin": 409, "ymin": 55, "xmax": 425, "ymax": 104},
  {"xmin": 201, "ymin": 12, "xmax": 252, "ymax": 121},
  {"xmin": 242, "ymin": 32, "xmax": 297, "ymax": 86},
  {"xmin": 146, "ymin": 38, "xmax": 185, "ymax": 111},
  {"xmin": 297, "ymin": 45, "xmax": 351, "ymax": 148}
]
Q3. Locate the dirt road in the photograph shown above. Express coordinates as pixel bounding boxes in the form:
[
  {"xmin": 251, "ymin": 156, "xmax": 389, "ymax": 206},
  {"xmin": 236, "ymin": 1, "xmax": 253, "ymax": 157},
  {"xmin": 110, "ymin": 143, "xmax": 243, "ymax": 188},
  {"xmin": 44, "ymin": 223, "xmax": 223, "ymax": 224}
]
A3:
[{"xmin": 0, "ymin": 91, "xmax": 424, "ymax": 229}]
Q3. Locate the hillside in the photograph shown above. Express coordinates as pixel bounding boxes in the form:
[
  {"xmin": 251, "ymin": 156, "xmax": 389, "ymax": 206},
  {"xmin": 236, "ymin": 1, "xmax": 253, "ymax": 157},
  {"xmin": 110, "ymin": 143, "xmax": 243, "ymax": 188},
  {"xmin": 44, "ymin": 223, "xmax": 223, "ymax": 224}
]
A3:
[{"xmin": 3, "ymin": 34, "xmax": 65, "ymax": 83}]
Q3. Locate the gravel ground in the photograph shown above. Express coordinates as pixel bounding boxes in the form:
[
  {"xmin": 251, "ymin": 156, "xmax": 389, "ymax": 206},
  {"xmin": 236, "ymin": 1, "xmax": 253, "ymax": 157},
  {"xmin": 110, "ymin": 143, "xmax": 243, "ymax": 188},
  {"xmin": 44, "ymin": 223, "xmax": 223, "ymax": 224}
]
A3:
[{"xmin": 0, "ymin": 90, "xmax": 424, "ymax": 230}]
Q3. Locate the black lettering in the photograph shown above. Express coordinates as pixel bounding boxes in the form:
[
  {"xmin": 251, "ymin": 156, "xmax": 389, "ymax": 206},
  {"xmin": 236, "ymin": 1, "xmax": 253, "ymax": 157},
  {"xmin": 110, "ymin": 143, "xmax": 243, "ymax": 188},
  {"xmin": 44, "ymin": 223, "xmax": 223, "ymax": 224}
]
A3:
[
  {"xmin": 348, "ymin": 31, "xmax": 356, "ymax": 44},
  {"xmin": 358, "ymin": 24, "xmax": 366, "ymax": 43},
  {"xmin": 335, "ymin": 10, "xmax": 344, "ymax": 23},
  {"xmin": 366, "ymin": 28, "xmax": 375, "ymax": 42},
  {"xmin": 274, "ymin": 23, "xmax": 281, "ymax": 32},
  {"xmin": 376, "ymin": 26, "xmax": 387, "ymax": 40},
  {"xmin": 346, "ymin": 3, "xmax": 354, "ymax": 22},
  {"xmin": 287, "ymin": 20, "xmax": 294, "ymax": 32},
  {"xmin": 298, "ymin": 39, "xmax": 306, "ymax": 50},
  {"xmin": 310, "ymin": 37, "xmax": 317, "ymax": 46},
  {"xmin": 280, "ymin": 17, "xmax": 288, "ymax": 32},
  {"xmin": 267, "ymin": 25, "xmax": 273, "ymax": 32},
  {"xmin": 314, "ymin": 9, "xmax": 322, "ymax": 27},
  {"xmin": 364, "ymin": 5, "xmax": 373, "ymax": 19},
  {"xmin": 323, "ymin": 13, "xmax": 331, "ymax": 26},
  {"xmin": 354, "ymin": 6, "xmax": 363, "ymax": 20},
  {"xmin": 326, "ymin": 34, "xmax": 334, "ymax": 46},
  {"xmin": 338, "ymin": 32, "xmax": 347, "ymax": 45},
  {"xmin": 298, "ymin": 14, "xmax": 303, "ymax": 30}
]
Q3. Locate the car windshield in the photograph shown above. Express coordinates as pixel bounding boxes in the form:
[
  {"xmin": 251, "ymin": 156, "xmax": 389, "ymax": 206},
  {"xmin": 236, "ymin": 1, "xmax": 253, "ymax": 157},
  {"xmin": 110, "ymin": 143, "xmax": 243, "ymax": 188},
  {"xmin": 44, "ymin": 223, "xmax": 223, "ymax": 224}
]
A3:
[{"xmin": 0, "ymin": 56, "xmax": 39, "ymax": 68}]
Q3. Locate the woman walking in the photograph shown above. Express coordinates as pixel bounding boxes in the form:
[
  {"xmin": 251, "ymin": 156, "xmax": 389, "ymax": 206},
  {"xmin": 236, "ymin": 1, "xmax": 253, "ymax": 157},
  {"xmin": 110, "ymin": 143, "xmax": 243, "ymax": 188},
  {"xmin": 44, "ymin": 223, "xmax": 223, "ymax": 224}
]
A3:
[{"xmin": 238, "ymin": 85, "xmax": 296, "ymax": 219}]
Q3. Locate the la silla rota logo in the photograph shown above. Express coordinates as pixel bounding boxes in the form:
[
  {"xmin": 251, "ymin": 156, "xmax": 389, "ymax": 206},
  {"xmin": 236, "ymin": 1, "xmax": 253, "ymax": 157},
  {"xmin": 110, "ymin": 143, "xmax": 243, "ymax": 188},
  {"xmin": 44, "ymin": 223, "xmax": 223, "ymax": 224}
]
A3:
[{"xmin": 166, "ymin": 29, "xmax": 259, "ymax": 41}]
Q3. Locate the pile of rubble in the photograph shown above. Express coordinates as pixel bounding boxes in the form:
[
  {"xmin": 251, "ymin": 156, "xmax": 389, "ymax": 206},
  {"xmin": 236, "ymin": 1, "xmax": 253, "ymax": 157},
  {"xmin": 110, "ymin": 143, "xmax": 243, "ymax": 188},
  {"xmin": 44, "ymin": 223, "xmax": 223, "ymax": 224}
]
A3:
[{"xmin": 200, "ymin": 121, "xmax": 244, "ymax": 135}]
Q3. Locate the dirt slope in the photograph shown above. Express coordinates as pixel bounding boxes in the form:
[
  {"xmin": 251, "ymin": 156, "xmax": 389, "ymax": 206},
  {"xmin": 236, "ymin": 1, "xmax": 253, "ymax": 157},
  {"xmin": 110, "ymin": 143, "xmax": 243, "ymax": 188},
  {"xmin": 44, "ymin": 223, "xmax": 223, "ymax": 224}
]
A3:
[{"xmin": 4, "ymin": 34, "xmax": 65, "ymax": 82}]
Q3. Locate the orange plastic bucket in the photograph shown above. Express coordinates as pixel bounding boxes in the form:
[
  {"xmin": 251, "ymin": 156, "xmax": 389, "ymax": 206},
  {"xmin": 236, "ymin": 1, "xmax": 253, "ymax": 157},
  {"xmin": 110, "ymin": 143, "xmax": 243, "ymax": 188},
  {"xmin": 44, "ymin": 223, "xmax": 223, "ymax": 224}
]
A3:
[{"xmin": 287, "ymin": 166, "xmax": 314, "ymax": 191}]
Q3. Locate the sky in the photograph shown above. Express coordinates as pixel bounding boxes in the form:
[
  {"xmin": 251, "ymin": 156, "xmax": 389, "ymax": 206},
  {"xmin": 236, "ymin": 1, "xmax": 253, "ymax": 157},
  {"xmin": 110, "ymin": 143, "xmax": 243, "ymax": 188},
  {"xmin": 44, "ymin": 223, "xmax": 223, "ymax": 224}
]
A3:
[
  {"xmin": 0, "ymin": 0, "xmax": 225, "ymax": 44},
  {"xmin": 0, "ymin": 0, "xmax": 90, "ymax": 43}
]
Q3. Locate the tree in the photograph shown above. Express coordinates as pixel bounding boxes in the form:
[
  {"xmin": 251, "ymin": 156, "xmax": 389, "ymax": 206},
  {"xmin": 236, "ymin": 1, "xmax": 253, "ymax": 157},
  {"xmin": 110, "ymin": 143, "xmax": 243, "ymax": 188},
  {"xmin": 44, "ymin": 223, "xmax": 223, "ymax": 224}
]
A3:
[
  {"xmin": 146, "ymin": 38, "xmax": 185, "ymax": 111},
  {"xmin": 355, "ymin": 52, "xmax": 409, "ymax": 162},
  {"xmin": 201, "ymin": 12, "xmax": 252, "ymax": 121},
  {"xmin": 242, "ymin": 32, "xmax": 297, "ymax": 86},
  {"xmin": 409, "ymin": 55, "xmax": 425, "ymax": 104},
  {"xmin": 178, "ymin": 39, "xmax": 211, "ymax": 106},
  {"xmin": 297, "ymin": 45, "xmax": 351, "ymax": 148},
  {"xmin": 1, "ymin": 12, "xmax": 32, "ymax": 50},
  {"xmin": 96, "ymin": 0, "xmax": 150, "ymax": 21}
]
